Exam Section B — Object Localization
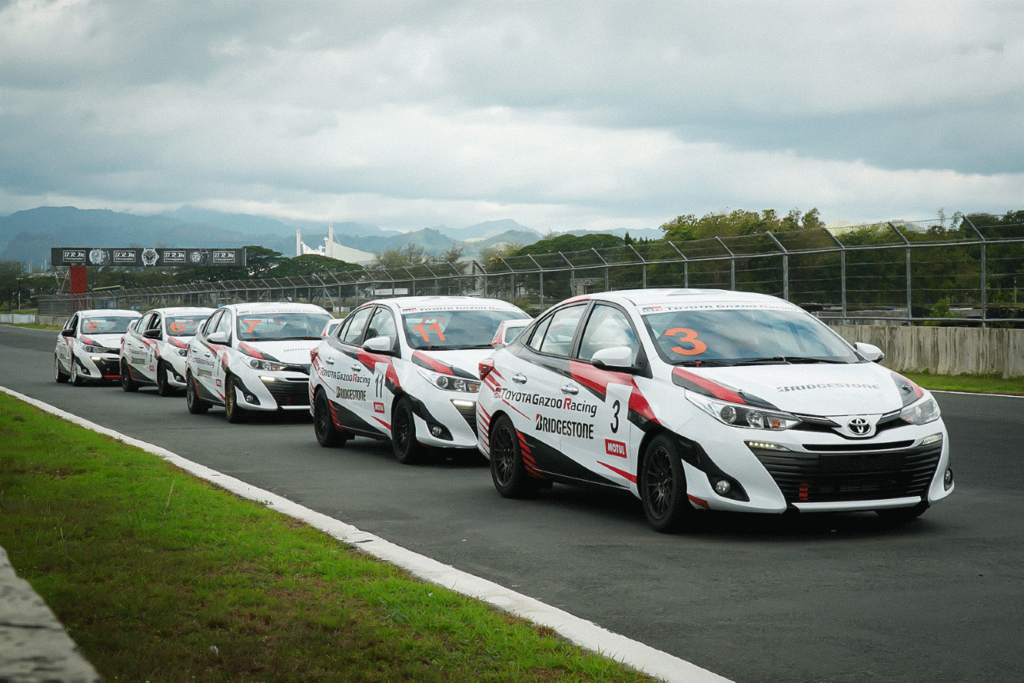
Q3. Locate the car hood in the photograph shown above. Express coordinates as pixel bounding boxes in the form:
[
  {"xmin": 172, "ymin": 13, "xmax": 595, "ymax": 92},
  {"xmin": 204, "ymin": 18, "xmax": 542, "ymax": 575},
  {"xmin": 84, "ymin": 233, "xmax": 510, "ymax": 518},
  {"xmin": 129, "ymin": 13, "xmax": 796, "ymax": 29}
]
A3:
[
  {"xmin": 414, "ymin": 348, "xmax": 494, "ymax": 379},
  {"xmin": 693, "ymin": 362, "xmax": 909, "ymax": 416},
  {"xmin": 83, "ymin": 334, "xmax": 125, "ymax": 349},
  {"xmin": 240, "ymin": 340, "xmax": 320, "ymax": 365}
]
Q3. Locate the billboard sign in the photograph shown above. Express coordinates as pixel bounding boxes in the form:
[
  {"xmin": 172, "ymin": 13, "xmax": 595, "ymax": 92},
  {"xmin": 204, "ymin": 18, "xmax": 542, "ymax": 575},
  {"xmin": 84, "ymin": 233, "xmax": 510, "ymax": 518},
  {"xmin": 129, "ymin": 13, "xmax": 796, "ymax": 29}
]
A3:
[{"xmin": 51, "ymin": 248, "xmax": 246, "ymax": 267}]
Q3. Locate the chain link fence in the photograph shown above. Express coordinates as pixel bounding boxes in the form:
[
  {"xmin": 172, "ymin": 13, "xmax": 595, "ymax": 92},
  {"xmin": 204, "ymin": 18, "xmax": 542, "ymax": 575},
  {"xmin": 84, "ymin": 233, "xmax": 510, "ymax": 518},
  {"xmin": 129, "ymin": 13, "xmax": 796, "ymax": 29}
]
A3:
[{"xmin": 38, "ymin": 216, "xmax": 1024, "ymax": 326}]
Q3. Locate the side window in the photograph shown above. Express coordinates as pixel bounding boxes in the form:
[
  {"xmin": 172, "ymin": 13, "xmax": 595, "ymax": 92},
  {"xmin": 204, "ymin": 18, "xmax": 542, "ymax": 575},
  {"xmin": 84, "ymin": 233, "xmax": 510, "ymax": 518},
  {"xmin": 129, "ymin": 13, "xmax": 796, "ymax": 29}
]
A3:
[
  {"xmin": 138, "ymin": 313, "xmax": 155, "ymax": 333},
  {"xmin": 340, "ymin": 307, "xmax": 373, "ymax": 346},
  {"xmin": 526, "ymin": 315, "xmax": 553, "ymax": 352},
  {"xmin": 66, "ymin": 315, "xmax": 79, "ymax": 333},
  {"xmin": 366, "ymin": 307, "xmax": 398, "ymax": 348},
  {"xmin": 148, "ymin": 313, "xmax": 162, "ymax": 331},
  {"xmin": 577, "ymin": 304, "xmax": 640, "ymax": 365},
  {"xmin": 537, "ymin": 304, "xmax": 586, "ymax": 357},
  {"xmin": 214, "ymin": 311, "xmax": 233, "ymax": 339},
  {"xmin": 201, "ymin": 311, "xmax": 222, "ymax": 336}
]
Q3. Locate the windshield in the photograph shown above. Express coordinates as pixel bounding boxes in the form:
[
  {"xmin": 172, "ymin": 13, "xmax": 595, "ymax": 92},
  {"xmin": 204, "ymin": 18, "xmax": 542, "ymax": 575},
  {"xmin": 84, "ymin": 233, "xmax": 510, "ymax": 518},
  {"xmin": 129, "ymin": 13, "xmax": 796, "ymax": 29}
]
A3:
[
  {"xmin": 236, "ymin": 312, "xmax": 332, "ymax": 342},
  {"xmin": 81, "ymin": 316, "xmax": 136, "ymax": 335},
  {"xmin": 166, "ymin": 316, "xmax": 207, "ymax": 338},
  {"xmin": 402, "ymin": 308, "xmax": 530, "ymax": 350},
  {"xmin": 642, "ymin": 306, "xmax": 858, "ymax": 366}
]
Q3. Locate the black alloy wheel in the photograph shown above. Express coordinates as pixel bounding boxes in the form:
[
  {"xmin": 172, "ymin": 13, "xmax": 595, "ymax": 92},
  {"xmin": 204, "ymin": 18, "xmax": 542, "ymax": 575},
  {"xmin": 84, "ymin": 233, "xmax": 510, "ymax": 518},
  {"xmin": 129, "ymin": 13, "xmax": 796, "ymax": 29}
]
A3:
[
  {"xmin": 55, "ymin": 355, "xmax": 69, "ymax": 383},
  {"xmin": 120, "ymin": 359, "xmax": 139, "ymax": 392},
  {"xmin": 185, "ymin": 372, "xmax": 209, "ymax": 414},
  {"xmin": 640, "ymin": 434, "xmax": 692, "ymax": 533},
  {"xmin": 313, "ymin": 389, "xmax": 345, "ymax": 447},
  {"xmin": 489, "ymin": 414, "xmax": 537, "ymax": 498},
  {"xmin": 156, "ymin": 361, "xmax": 174, "ymax": 397},
  {"xmin": 391, "ymin": 397, "xmax": 423, "ymax": 464}
]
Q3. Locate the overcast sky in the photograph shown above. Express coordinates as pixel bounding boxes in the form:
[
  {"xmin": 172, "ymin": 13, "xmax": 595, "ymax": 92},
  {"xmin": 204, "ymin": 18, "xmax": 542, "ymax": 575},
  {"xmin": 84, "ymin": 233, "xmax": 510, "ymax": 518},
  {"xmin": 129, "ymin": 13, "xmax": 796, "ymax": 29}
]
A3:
[{"xmin": 1, "ymin": 0, "xmax": 1022, "ymax": 234}]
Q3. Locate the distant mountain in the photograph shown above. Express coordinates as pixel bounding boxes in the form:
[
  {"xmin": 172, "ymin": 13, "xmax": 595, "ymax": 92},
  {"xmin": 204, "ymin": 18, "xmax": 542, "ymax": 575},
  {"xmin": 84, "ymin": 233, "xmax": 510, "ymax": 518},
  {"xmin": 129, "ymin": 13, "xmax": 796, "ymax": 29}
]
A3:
[
  {"xmin": 561, "ymin": 227, "xmax": 664, "ymax": 242},
  {"xmin": 0, "ymin": 206, "xmax": 658, "ymax": 267},
  {"xmin": 438, "ymin": 219, "xmax": 540, "ymax": 242}
]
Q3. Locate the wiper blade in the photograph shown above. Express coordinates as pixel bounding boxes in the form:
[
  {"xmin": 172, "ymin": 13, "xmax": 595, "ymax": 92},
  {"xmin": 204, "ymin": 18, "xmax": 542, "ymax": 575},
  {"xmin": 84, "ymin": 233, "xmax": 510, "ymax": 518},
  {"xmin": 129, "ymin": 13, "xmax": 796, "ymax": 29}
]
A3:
[
  {"xmin": 776, "ymin": 356, "xmax": 849, "ymax": 364},
  {"xmin": 675, "ymin": 359, "xmax": 739, "ymax": 367}
]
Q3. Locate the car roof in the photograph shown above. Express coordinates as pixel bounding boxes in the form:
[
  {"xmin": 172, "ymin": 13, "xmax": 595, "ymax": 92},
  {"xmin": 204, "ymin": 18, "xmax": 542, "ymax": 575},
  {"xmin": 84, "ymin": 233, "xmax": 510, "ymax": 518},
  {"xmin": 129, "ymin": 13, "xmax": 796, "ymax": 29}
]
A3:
[
  {"xmin": 220, "ymin": 302, "xmax": 330, "ymax": 314},
  {"xmin": 586, "ymin": 288, "xmax": 798, "ymax": 309},
  {"xmin": 142, "ymin": 307, "xmax": 216, "ymax": 316},
  {"xmin": 369, "ymin": 296, "xmax": 521, "ymax": 310},
  {"xmin": 77, "ymin": 309, "xmax": 141, "ymax": 317}
]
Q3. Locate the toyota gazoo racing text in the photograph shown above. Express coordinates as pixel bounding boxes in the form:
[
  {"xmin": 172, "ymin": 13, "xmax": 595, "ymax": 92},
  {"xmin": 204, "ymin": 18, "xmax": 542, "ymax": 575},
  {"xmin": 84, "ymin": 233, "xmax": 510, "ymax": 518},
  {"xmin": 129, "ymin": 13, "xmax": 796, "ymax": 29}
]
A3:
[
  {"xmin": 185, "ymin": 302, "xmax": 332, "ymax": 422},
  {"xmin": 476, "ymin": 289, "xmax": 953, "ymax": 532},
  {"xmin": 120, "ymin": 306, "xmax": 214, "ymax": 396},
  {"xmin": 309, "ymin": 296, "xmax": 531, "ymax": 463},
  {"xmin": 55, "ymin": 309, "xmax": 142, "ymax": 386}
]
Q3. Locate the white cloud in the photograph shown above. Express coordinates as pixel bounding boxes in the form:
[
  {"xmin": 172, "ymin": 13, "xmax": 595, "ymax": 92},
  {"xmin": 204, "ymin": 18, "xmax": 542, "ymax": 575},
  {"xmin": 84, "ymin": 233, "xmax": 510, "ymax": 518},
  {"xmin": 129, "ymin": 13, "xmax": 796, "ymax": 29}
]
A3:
[{"xmin": 1, "ymin": 0, "xmax": 1021, "ymax": 233}]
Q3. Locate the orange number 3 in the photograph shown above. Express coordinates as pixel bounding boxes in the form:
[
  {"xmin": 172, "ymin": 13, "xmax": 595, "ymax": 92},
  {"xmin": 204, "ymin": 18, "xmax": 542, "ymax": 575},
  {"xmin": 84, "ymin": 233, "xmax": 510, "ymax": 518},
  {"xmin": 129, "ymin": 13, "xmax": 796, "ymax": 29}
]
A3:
[{"xmin": 665, "ymin": 327, "xmax": 707, "ymax": 356}]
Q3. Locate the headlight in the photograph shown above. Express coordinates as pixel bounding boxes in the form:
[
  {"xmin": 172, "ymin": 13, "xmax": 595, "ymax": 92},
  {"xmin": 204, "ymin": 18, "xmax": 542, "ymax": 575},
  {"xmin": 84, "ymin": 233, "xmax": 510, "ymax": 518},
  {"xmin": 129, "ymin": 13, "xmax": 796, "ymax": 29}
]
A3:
[
  {"xmin": 900, "ymin": 397, "xmax": 941, "ymax": 425},
  {"xmin": 176, "ymin": 348, "xmax": 188, "ymax": 357},
  {"xmin": 248, "ymin": 358, "xmax": 287, "ymax": 372},
  {"xmin": 82, "ymin": 344, "xmax": 106, "ymax": 353},
  {"xmin": 417, "ymin": 368, "xmax": 480, "ymax": 393},
  {"xmin": 686, "ymin": 392, "xmax": 801, "ymax": 431}
]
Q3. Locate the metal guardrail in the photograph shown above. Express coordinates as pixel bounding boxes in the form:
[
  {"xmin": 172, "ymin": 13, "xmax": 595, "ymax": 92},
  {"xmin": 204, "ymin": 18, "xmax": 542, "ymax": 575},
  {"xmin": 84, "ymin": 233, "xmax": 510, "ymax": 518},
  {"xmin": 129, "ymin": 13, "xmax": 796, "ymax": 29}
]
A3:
[{"xmin": 38, "ymin": 217, "xmax": 1024, "ymax": 326}]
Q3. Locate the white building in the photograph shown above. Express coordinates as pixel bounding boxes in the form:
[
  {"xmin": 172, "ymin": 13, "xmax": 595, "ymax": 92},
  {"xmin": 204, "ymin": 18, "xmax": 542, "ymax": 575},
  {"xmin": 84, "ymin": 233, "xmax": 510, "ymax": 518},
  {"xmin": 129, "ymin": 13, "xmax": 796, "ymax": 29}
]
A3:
[{"xmin": 296, "ymin": 224, "xmax": 376, "ymax": 265}]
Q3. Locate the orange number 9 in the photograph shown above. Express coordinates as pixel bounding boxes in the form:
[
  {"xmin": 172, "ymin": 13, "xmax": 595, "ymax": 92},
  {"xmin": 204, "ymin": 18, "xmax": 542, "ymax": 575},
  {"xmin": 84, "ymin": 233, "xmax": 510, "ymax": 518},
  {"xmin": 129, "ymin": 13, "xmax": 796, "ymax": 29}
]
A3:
[{"xmin": 665, "ymin": 327, "xmax": 707, "ymax": 356}]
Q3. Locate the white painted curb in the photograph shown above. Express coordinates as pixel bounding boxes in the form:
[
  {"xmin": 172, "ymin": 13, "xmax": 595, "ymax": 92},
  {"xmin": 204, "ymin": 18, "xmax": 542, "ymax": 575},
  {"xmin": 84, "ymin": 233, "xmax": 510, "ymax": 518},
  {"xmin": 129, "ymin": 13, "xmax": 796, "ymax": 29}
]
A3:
[{"xmin": 2, "ymin": 385, "xmax": 733, "ymax": 683}]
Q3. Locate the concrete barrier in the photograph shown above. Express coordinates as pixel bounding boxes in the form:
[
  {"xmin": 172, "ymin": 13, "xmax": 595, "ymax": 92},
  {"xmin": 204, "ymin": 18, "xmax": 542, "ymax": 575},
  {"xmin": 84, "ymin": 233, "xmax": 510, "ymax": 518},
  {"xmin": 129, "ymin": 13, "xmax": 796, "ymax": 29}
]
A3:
[
  {"xmin": 830, "ymin": 324, "xmax": 1024, "ymax": 378},
  {"xmin": 0, "ymin": 314, "xmax": 37, "ymax": 324},
  {"xmin": 0, "ymin": 546, "xmax": 102, "ymax": 683}
]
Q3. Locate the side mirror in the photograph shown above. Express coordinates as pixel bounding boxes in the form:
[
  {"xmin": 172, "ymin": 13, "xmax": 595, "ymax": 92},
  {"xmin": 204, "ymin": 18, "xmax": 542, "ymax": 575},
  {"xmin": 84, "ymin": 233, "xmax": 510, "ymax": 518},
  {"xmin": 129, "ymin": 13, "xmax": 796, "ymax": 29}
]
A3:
[
  {"xmin": 591, "ymin": 346, "xmax": 636, "ymax": 372},
  {"xmin": 143, "ymin": 329, "xmax": 162, "ymax": 340},
  {"xmin": 363, "ymin": 336, "xmax": 394, "ymax": 354},
  {"xmin": 206, "ymin": 331, "xmax": 228, "ymax": 345},
  {"xmin": 60, "ymin": 328, "xmax": 75, "ymax": 337},
  {"xmin": 854, "ymin": 342, "xmax": 884, "ymax": 363}
]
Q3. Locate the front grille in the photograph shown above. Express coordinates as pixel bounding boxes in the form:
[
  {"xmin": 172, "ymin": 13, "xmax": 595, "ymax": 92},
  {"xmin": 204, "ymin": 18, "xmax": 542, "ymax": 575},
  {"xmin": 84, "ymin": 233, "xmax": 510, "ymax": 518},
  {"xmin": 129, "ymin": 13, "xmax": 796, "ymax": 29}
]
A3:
[
  {"xmin": 262, "ymin": 378, "xmax": 311, "ymax": 407},
  {"xmin": 454, "ymin": 401, "xmax": 478, "ymax": 435},
  {"xmin": 750, "ymin": 440, "xmax": 941, "ymax": 504}
]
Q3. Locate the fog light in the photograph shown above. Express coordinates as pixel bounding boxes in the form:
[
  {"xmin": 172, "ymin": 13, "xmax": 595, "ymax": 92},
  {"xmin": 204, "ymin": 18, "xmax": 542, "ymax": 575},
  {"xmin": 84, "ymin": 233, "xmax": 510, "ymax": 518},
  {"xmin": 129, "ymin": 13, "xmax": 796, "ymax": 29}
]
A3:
[
  {"xmin": 431, "ymin": 425, "xmax": 444, "ymax": 437},
  {"xmin": 244, "ymin": 393, "xmax": 258, "ymax": 405},
  {"xmin": 944, "ymin": 467, "xmax": 954, "ymax": 490},
  {"xmin": 714, "ymin": 479, "xmax": 732, "ymax": 495}
]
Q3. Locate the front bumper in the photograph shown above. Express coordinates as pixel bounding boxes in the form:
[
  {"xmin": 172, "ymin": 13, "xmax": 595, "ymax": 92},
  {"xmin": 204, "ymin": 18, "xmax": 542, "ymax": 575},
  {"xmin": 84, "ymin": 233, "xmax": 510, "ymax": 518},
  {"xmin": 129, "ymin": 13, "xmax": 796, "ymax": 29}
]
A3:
[{"xmin": 75, "ymin": 352, "xmax": 120, "ymax": 381}]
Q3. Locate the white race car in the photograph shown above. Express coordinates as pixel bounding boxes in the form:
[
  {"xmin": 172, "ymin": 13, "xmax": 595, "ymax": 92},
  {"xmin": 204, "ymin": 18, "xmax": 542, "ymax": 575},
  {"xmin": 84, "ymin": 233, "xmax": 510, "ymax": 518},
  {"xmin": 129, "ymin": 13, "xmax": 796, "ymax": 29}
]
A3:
[
  {"xmin": 184, "ymin": 302, "xmax": 332, "ymax": 422},
  {"xmin": 309, "ymin": 296, "xmax": 531, "ymax": 462},
  {"xmin": 477, "ymin": 289, "xmax": 954, "ymax": 532},
  {"xmin": 55, "ymin": 309, "xmax": 142, "ymax": 386},
  {"xmin": 120, "ymin": 306, "xmax": 214, "ymax": 396}
]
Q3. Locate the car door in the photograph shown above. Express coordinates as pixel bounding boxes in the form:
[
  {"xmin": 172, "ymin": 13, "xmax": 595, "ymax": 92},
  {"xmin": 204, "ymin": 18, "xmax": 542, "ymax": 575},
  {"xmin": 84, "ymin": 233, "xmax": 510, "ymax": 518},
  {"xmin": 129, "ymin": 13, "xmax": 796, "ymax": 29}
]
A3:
[
  {"xmin": 56, "ymin": 313, "xmax": 79, "ymax": 371},
  {"xmin": 190, "ymin": 309, "xmax": 228, "ymax": 402},
  {"xmin": 561, "ymin": 303, "xmax": 645, "ymax": 489},
  {"xmin": 360, "ymin": 305, "xmax": 400, "ymax": 431},
  {"xmin": 319, "ymin": 305, "xmax": 375, "ymax": 434},
  {"xmin": 497, "ymin": 302, "xmax": 588, "ymax": 480},
  {"xmin": 124, "ymin": 312, "xmax": 153, "ymax": 379}
]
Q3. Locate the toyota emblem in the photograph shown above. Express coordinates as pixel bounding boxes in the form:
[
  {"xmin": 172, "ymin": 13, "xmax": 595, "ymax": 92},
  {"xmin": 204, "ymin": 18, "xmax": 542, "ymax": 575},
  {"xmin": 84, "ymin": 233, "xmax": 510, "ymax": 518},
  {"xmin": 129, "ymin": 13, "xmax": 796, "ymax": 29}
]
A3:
[{"xmin": 848, "ymin": 417, "xmax": 871, "ymax": 436}]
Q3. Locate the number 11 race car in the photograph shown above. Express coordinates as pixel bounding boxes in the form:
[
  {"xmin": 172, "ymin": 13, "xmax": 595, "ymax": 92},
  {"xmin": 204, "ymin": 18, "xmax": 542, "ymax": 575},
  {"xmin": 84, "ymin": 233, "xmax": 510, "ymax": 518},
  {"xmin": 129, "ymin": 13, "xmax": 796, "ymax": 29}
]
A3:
[{"xmin": 476, "ymin": 289, "xmax": 953, "ymax": 532}]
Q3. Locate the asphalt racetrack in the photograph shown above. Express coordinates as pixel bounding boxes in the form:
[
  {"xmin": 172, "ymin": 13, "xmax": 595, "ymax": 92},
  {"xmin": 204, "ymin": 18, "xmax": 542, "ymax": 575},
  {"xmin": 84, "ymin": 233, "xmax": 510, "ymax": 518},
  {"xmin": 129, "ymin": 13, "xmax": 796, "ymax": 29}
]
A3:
[{"xmin": 2, "ymin": 324, "xmax": 1023, "ymax": 683}]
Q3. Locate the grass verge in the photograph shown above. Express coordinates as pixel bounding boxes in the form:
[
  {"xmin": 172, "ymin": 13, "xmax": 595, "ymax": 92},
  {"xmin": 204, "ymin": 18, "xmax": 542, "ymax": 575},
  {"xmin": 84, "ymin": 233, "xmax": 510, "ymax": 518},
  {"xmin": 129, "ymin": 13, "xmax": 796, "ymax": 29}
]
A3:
[
  {"xmin": 903, "ymin": 371, "xmax": 1024, "ymax": 396},
  {"xmin": 0, "ymin": 393, "xmax": 652, "ymax": 683}
]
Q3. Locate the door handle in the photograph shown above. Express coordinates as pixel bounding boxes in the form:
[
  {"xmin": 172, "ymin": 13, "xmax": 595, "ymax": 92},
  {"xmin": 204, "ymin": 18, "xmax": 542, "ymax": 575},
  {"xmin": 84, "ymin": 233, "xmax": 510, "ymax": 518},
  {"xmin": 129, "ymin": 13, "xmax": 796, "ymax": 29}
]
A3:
[
  {"xmin": 324, "ymin": 357, "xmax": 335, "ymax": 365},
  {"xmin": 561, "ymin": 384, "xmax": 579, "ymax": 395},
  {"xmin": 512, "ymin": 373, "xmax": 527, "ymax": 384},
  {"xmin": 351, "ymin": 365, "xmax": 362, "ymax": 372}
]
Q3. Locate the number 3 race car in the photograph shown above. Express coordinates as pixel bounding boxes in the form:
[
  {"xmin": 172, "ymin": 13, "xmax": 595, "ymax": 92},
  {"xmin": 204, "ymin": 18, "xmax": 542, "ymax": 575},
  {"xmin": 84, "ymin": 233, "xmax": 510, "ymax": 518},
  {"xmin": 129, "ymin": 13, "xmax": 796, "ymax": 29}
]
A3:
[
  {"xmin": 476, "ymin": 289, "xmax": 954, "ymax": 532},
  {"xmin": 120, "ymin": 306, "xmax": 214, "ymax": 396},
  {"xmin": 55, "ymin": 309, "xmax": 142, "ymax": 386},
  {"xmin": 184, "ymin": 302, "xmax": 332, "ymax": 422},
  {"xmin": 309, "ymin": 296, "xmax": 531, "ymax": 462}
]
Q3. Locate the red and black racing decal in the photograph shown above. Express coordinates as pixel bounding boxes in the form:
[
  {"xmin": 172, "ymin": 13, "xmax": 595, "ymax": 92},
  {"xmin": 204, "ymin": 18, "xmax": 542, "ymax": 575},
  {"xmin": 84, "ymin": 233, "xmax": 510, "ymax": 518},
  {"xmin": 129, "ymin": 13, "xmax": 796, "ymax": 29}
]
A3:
[
  {"xmin": 671, "ymin": 367, "xmax": 777, "ymax": 409},
  {"xmin": 568, "ymin": 360, "xmax": 660, "ymax": 430},
  {"xmin": 411, "ymin": 351, "xmax": 477, "ymax": 379}
]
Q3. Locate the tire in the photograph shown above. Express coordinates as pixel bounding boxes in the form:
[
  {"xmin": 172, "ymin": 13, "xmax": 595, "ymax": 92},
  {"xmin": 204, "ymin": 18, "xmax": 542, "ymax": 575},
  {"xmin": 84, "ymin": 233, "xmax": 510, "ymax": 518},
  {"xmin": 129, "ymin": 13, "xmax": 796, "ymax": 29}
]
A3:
[
  {"xmin": 120, "ymin": 359, "xmax": 139, "ymax": 392},
  {"xmin": 224, "ymin": 375, "xmax": 247, "ymax": 424},
  {"xmin": 70, "ymin": 359, "xmax": 84, "ymax": 386},
  {"xmin": 876, "ymin": 502, "xmax": 928, "ymax": 524},
  {"xmin": 489, "ymin": 414, "xmax": 538, "ymax": 498},
  {"xmin": 391, "ymin": 397, "xmax": 423, "ymax": 464},
  {"xmin": 640, "ymin": 434, "xmax": 692, "ymax": 533},
  {"xmin": 186, "ymin": 372, "xmax": 210, "ymax": 415},
  {"xmin": 156, "ymin": 361, "xmax": 174, "ymax": 397},
  {"xmin": 55, "ymin": 355, "xmax": 69, "ymax": 384},
  {"xmin": 313, "ymin": 389, "xmax": 345, "ymax": 447}
]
